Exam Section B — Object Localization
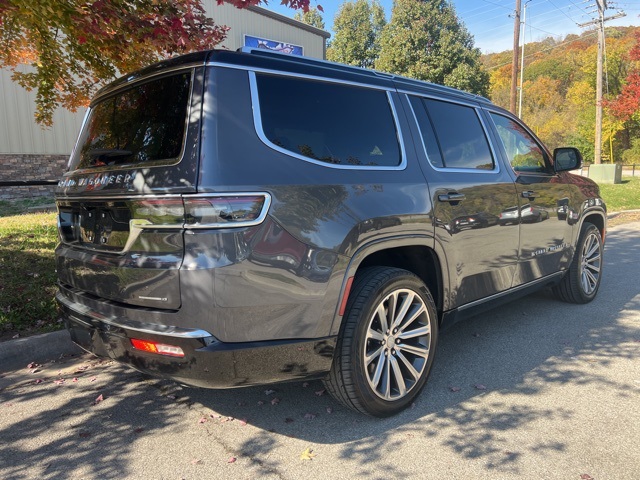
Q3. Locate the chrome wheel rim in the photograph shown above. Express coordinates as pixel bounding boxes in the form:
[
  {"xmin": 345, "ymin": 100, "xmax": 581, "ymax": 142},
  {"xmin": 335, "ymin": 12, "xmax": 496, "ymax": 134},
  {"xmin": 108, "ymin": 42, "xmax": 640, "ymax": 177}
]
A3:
[
  {"xmin": 580, "ymin": 232, "xmax": 601, "ymax": 295},
  {"xmin": 364, "ymin": 289, "xmax": 431, "ymax": 401}
]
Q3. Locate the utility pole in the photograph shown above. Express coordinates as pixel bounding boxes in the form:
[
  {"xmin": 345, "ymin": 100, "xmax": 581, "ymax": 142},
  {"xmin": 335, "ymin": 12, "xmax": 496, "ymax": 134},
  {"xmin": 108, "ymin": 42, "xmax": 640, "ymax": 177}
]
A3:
[
  {"xmin": 578, "ymin": 1, "xmax": 625, "ymax": 164},
  {"xmin": 518, "ymin": 0, "xmax": 531, "ymax": 119},
  {"xmin": 510, "ymin": 0, "xmax": 522, "ymax": 114}
]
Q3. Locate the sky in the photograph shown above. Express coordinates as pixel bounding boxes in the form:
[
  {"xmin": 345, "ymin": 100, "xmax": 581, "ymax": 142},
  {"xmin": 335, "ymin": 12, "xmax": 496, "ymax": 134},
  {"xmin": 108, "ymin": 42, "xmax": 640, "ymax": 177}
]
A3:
[{"xmin": 263, "ymin": 0, "xmax": 640, "ymax": 54}]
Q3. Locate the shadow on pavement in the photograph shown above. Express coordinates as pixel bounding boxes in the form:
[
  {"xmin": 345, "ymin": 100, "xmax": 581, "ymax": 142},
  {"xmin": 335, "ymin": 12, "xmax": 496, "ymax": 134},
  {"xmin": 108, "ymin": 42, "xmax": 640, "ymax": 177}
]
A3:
[{"xmin": 0, "ymin": 224, "xmax": 638, "ymax": 478}]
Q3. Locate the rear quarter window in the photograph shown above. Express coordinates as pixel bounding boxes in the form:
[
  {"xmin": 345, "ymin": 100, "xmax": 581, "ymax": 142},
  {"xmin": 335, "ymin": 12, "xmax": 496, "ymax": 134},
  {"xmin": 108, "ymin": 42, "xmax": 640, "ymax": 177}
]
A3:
[
  {"xmin": 254, "ymin": 74, "xmax": 402, "ymax": 168},
  {"xmin": 70, "ymin": 72, "xmax": 192, "ymax": 171}
]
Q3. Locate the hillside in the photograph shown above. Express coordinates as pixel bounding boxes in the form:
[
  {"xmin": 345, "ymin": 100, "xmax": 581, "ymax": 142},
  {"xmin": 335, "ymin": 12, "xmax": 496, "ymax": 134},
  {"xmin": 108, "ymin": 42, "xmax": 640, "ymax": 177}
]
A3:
[{"xmin": 481, "ymin": 26, "xmax": 640, "ymax": 164}]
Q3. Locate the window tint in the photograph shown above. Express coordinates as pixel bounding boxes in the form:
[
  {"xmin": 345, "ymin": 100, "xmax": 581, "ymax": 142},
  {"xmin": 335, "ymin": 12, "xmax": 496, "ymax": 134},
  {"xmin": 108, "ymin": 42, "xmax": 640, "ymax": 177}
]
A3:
[
  {"xmin": 408, "ymin": 96, "xmax": 444, "ymax": 168},
  {"xmin": 423, "ymin": 99, "xmax": 494, "ymax": 170},
  {"xmin": 256, "ymin": 74, "xmax": 401, "ymax": 167},
  {"xmin": 490, "ymin": 113, "xmax": 549, "ymax": 173},
  {"xmin": 71, "ymin": 72, "xmax": 191, "ymax": 170}
]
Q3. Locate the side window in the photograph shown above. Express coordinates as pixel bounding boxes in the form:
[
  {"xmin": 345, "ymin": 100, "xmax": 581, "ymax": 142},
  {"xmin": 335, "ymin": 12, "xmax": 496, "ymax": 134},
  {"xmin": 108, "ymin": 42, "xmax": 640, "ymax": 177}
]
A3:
[
  {"xmin": 256, "ymin": 74, "xmax": 401, "ymax": 167},
  {"xmin": 490, "ymin": 113, "xmax": 550, "ymax": 173},
  {"xmin": 408, "ymin": 96, "xmax": 444, "ymax": 168},
  {"xmin": 421, "ymin": 98, "xmax": 494, "ymax": 170}
]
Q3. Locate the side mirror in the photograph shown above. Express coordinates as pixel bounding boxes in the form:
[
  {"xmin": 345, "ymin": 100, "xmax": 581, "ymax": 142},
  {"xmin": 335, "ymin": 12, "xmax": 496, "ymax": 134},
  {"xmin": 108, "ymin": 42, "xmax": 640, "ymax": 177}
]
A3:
[{"xmin": 554, "ymin": 147, "xmax": 583, "ymax": 172}]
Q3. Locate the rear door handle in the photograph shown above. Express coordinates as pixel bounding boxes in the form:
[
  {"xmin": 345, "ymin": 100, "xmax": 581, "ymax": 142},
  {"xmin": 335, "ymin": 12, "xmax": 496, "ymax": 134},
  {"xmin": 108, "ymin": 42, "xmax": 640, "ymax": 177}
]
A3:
[
  {"xmin": 438, "ymin": 193, "xmax": 466, "ymax": 203},
  {"xmin": 521, "ymin": 190, "xmax": 536, "ymax": 199}
]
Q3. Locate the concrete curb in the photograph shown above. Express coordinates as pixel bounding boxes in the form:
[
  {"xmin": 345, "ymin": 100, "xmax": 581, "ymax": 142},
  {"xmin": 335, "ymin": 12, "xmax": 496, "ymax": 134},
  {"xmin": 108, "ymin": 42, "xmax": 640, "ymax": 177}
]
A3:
[{"xmin": 0, "ymin": 330, "xmax": 82, "ymax": 373}]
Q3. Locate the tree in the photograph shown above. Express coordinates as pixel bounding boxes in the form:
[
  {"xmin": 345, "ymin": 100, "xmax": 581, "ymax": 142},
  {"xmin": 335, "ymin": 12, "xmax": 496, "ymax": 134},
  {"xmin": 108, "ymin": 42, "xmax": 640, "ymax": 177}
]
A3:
[
  {"xmin": 607, "ymin": 31, "xmax": 640, "ymax": 122},
  {"xmin": 326, "ymin": 0, "xmax": 385, "ymax": 69},
  {"xmin": 0, "ymin": 0, "xmax": 314, "ymax": 126},
  {"xmin": 376, "ymin": 0, "xmax": 488, "ymax": 96},
  {"xmin": 294, "ymin": 7, "xmax": 325, "ymax": 30}
]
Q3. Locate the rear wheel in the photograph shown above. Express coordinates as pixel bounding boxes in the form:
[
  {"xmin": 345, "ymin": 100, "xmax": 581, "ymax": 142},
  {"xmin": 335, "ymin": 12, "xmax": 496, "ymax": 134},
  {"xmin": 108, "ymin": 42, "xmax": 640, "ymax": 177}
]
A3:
[
  {"xmin": 553, "ymin": 222, "xmax": 603, "ymax": 304},
  {"xmin": 324, "ymin": 267, "xmax": 438, "ymax": 417}
]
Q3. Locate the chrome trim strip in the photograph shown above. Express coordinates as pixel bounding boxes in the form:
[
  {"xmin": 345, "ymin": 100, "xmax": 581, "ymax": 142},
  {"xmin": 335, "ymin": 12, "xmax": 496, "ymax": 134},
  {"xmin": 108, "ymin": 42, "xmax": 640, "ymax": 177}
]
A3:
[
  {"xmin": 57, "ymin": 192, "xmax": 272, "ymax": 253},
  {"xmin": 248, "ymin": 71, "xmax": 407, "ymax": 171},
  {"xmin": 210, "ymin": 61, "xmax": 395, "ymax": 92},
  {"xmin": 57, "ymin": 193, "xmax": 184, "ymax": 201},
  {"xmin": 397, "ymin": 88, "xmax": 483, "ymax": 109},
  {"xmin": 457, "ymin": 272, "xmax": 565, "ymax": 311},
  {"xmin": 57, "ymin": 292, "xmax": 214, "ymax": 339},
  {"xmin": 405, "ymin": 95, "xmax": 500, "ymax": 174}
]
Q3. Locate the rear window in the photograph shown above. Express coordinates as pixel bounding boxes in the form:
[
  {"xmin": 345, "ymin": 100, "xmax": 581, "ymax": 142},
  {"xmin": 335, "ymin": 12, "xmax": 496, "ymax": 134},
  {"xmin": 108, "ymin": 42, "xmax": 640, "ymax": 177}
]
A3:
[
  {"xmin": 70, "ymin": 72, "xmax": 192, "ymax": 171},
  {"xmin": 255, "ymin": 74, "xmax": 401, "ymax": 167}
]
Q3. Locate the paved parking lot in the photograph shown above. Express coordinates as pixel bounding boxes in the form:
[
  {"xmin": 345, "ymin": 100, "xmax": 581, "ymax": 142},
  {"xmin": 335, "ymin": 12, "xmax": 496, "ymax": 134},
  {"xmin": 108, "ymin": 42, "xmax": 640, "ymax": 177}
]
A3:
[{"xmin": 1, "ymin": 223, "xmax": 639, "ymax": 479}]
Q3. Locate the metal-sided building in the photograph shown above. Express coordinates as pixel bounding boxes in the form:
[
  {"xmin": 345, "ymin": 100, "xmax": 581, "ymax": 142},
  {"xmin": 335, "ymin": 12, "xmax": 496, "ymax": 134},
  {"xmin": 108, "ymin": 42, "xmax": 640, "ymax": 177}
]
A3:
[{"xmin": 0, "ymin": 5, "xmax": 329, "ymax": 200}]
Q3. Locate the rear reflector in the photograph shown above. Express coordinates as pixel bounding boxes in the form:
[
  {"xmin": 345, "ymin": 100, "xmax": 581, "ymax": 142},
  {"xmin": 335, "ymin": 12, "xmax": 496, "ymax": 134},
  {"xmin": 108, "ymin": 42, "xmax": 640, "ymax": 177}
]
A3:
[
  {"xmin": 339, "ymin": 276, "xmax": 355, "ymax": 316},
  {"xmin": 130, "ymin": 338, "xmax": 185, "ymax": 357}
]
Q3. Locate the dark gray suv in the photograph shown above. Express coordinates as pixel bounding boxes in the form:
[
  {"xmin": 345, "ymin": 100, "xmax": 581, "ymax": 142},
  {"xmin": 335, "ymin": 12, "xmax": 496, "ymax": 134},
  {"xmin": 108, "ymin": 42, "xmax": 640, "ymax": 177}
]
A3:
[{"xmin": 55, "ymin": 48, "xmax": 606, "ymax": 416}]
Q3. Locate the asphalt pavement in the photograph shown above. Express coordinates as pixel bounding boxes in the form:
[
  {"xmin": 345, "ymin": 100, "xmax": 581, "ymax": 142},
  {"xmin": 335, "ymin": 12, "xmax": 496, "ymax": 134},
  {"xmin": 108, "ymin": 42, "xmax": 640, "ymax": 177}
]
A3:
[{"xmin": 0, "ymin": 222, "xmax": 639, "ymax": 479}]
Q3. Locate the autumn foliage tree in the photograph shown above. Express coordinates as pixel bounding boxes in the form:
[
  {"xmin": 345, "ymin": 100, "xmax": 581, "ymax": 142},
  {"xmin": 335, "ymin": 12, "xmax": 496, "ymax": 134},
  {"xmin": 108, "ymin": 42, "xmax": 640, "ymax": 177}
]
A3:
[
  {"xmin": 0, "ymin": 0, "xmax": 315, "ymax": 126},
  {"xmin": 607, "ymin": 31, "xmax": 640, "ymax": 122}
]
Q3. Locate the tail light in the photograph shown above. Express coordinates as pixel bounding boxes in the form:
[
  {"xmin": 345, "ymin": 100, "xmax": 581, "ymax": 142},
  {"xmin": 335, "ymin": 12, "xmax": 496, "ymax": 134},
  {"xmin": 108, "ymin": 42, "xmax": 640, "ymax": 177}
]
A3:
[
  {"xmin": 123, "ymin": 193, "xmax": 271, "ymax": 251},
  {"xmin": 184, "ymin": 194, "xmax": 271, "ymax": 228}
]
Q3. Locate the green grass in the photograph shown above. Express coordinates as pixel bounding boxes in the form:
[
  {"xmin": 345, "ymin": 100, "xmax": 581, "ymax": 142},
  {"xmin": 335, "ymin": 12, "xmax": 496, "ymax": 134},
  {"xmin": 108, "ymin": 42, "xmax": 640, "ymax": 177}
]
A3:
[
  {"xmin": 0, "ymin": 212, "xmax": 60, "ymax": 337},
  {"xmin": 0, "ymin": 197, "xmax": 55, "ymax": 217},
  {"xmin": 598, "ymin": 176, "xmax": 640, "ymax": 212}
]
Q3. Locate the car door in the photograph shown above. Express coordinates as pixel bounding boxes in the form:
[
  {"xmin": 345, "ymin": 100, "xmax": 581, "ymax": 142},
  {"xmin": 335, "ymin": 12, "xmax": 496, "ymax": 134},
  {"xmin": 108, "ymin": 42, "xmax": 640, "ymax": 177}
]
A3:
[
  {"xmin": 487, "ymin": 110, "xmax": 575, "ymax": 284},
  {"xmin": 406, "ymin": 95, "xmax": 520, "ymax": 308}
]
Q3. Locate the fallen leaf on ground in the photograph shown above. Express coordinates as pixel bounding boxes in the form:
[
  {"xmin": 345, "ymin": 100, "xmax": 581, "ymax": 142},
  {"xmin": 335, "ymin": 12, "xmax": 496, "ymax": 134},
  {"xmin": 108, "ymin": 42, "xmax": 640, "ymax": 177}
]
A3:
[
  {"xmin": 238, "ymin": 418, "xmax": 248, "ymax": 426},
  {"xmin": 93, "ymin": 394, "xmax": 104, "ymax": 405},
  {"xmin": 72, "ymin": 378, "xmax": 79, "ymax": 382},
  {"xmin": 474, "ymin": 384, "xmax": 487, "ymax": 390},
  {"xmin": 302, "ymin": 382, "xmax": 309, "ymax": 388},
  {"xmin": 300, "ymin": 447, "xmax": 316, "ymax": 461},
  {"xmin": 27, "ymin": 362, "xmax": 40, "ymax": 369},
  {"xmin": 33, "ymin": 379, "xmax": 43, "ymax": 384},
  {"xmin": 227, "ymin": 457, "xmax": 237, "ymax": 463},
  {"xmin": 257, "ymin": 400, "xmax": 264, "ymax": 406},
  {"xmin": 314, "ymin": 389, "xmax": 326, "ymax": 396},
  {"xmin": 449, "ymin": 386, "xmax": 461, "ymax": 392},
  {"xmin": 134, "ymin": 427, "xmax": 144, "ymax": 434},
  {"xmin": 191, "ymin": 459, "xmax": 201, "ymax": 465},
  {"xmin": 89, "ymin": 377, "xmax": 97, "ymax": 382},
  {"xmin": 198, "ymin": 417, "xmax": 207, "ymax": 424},
  {"xmin": 325, "ymin": 407, "xmax": 333, "ymax": 414},
  {"xmin": 264, "ymin": 389, "xmax": 276, "ymax": 396},
  {"xmin": 271, "ymin": 397, "xmax": 280, "ymax": 406},
  {"xmin": 303, "ymin": 413, "xmax": 316, "ymax": 420},
  {"xmin": 580, "ymin": 475, "xmax": 594, "ymax": 480},
  {"xmin": 54, "ymin": 379, "xmax": 65, "ymax": 385}
]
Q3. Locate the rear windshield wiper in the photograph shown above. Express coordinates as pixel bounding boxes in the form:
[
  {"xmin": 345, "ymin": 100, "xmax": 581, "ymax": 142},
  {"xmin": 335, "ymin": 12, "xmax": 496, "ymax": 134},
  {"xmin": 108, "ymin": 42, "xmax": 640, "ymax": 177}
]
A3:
[{"xmin": 88, "ymin": 148, "xmax": 133, "ymax": 166}]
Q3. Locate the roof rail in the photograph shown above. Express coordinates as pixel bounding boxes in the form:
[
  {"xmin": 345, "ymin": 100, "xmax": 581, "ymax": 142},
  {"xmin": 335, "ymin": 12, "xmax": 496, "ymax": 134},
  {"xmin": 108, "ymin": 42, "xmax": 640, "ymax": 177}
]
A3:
[{"xmin": 238, "ymin": 47, "xmax": 491, "ymax": 104}]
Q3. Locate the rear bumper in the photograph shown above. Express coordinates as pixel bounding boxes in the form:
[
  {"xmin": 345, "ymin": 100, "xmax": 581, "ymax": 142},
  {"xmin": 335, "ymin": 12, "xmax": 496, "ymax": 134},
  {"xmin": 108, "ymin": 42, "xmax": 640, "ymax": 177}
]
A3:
[{"xmin": 57, "ymin": 291, "xmax": 336, "ymax": 388}]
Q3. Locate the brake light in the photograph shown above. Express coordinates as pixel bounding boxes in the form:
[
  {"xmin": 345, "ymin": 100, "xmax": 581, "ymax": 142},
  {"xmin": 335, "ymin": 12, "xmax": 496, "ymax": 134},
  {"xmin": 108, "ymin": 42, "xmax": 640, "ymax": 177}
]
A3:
[
  {"xmin": 130, "ymin": 338, "xmax": 185, "ymax": 357},
  {"xmin": 184, "ymin": 194, "xmax": 271, "ymax": 228},
  {"xmin": 129, "ymin": 193, "xmax": 271, "ymax": 229}
]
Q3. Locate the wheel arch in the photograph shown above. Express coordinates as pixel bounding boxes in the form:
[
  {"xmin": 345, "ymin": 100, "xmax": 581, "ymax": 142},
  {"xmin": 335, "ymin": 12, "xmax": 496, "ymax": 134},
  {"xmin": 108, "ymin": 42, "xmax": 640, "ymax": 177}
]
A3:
[
  {"xmin": 329, "ymin": 236, "xmax": 446, "ymax": 336},
  {"xmin": 580, "ymin": 209, "xmax": 607, "ymax": 241}
]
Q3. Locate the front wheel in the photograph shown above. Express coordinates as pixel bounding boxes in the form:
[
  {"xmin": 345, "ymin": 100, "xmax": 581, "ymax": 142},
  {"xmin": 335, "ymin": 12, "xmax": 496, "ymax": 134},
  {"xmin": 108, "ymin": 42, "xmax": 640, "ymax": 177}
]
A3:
[
  {"xmin": 324, "ymin": 267, "xmax": 438, "ymax": 417},
  {"xmin": 553, "ymin": 222, "xmax": 603, "ymax": 303}
]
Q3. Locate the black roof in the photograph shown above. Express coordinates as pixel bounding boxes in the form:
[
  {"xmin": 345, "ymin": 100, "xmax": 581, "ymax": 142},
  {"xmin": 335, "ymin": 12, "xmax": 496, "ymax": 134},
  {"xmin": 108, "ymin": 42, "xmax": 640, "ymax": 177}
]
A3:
[{"xmin": 94, "ymin": 48, "xmax": 492, "ymax": 106}]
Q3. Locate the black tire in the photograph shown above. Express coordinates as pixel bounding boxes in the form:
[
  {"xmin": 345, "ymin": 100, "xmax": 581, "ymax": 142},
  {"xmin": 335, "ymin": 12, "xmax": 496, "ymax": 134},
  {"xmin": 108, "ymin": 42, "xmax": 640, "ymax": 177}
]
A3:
[
  {"xmin": 324, "ymin": 267, "xmax": 438, "ymax": 417},
  {"xmin": 552, "ymin": 222, "xmax": 603, "ymax": 304}
]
